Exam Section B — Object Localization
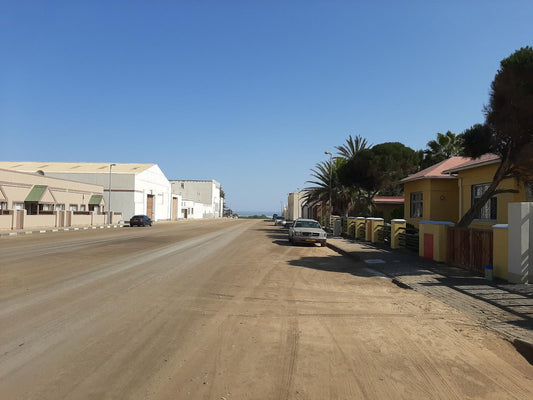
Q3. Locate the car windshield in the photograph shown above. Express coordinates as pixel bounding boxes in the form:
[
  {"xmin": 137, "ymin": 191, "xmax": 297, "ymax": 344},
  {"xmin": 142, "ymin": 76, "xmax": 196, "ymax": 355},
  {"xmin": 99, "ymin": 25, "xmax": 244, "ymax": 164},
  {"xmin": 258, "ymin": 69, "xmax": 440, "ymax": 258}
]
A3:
[{"xmin": 294, "ymin": 221, "xmax": 320, "ymax": 228}]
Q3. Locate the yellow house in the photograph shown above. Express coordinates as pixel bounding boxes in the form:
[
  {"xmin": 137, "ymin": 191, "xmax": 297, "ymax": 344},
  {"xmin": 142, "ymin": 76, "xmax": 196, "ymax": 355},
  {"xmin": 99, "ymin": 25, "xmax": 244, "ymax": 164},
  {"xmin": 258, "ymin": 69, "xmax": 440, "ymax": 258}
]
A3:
[
  {"xmin": 400, "ymin": 157, "xmax": 470, "ymax": 227},
  {"xmin": 443, "ymin": 154, "xmax": 533, "ymax": 229}
]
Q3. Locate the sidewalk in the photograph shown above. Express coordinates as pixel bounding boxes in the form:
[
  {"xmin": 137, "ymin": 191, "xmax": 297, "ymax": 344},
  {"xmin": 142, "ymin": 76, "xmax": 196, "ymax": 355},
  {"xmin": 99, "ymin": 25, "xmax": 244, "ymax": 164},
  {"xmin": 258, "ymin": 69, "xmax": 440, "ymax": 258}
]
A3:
[
  {"xmin": 0, "ymin": 224, "xmax": 126, "ymax": 237},
  {"xmin": 326, "ymin": 237, "xmax": 533, "ymax": 363}
]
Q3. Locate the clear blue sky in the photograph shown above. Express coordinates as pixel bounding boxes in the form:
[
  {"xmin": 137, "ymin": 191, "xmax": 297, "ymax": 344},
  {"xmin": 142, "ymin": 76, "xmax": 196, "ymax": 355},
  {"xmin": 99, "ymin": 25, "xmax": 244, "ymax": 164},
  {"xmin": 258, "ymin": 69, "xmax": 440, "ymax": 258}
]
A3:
[{"xmin": 1, "ymin": 1, "xmax": 532, "ymax": 213}]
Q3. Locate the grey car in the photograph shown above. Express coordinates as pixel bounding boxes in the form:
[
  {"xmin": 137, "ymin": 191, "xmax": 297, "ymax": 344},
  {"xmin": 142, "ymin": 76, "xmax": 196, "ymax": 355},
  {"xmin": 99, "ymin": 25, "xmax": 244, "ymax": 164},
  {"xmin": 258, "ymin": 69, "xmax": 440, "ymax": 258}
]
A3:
[{"xmin": 288, "ymin": 218, "xmax": 327, "ymax": 246}]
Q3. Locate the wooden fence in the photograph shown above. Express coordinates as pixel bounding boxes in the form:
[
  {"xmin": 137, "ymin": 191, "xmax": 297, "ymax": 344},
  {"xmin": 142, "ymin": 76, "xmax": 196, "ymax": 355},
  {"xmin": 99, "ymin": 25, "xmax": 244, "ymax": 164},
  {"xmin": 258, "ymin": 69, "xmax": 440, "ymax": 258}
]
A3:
[{"xmin": 446, "ymin": 227, "xmax": 493, "ymax": 274}]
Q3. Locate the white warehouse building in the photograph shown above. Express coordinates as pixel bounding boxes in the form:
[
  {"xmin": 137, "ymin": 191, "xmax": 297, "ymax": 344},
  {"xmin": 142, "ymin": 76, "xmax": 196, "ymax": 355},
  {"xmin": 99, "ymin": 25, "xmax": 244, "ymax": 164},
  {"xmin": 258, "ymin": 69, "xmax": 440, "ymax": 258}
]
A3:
[
  {"xmin": 170, "ymin": 179, "xmax": 223, "ymax": 219},
  {"xmin": 0, "ymin": 162, "xmax": 177, "ymax": 222}
]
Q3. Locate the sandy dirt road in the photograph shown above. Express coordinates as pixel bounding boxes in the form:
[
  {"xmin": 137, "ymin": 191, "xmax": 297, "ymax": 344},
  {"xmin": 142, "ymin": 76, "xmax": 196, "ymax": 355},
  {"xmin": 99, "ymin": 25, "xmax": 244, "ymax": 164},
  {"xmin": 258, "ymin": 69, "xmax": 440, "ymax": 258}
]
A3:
[{"xmin": 1, "ymin": 219, "xmax": 532, "ymax": 399}]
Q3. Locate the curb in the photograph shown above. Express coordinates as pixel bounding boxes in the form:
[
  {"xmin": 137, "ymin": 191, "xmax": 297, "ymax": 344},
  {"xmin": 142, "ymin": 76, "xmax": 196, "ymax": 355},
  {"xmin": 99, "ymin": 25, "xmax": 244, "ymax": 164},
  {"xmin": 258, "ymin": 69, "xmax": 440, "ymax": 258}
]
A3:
[
  {"xmin": 0, "ymin": 224, "xmax": 126, "ymax": 238},
  {"xmin": 326, "ymin": 240, "xmax": 533, "ymax": 365}
]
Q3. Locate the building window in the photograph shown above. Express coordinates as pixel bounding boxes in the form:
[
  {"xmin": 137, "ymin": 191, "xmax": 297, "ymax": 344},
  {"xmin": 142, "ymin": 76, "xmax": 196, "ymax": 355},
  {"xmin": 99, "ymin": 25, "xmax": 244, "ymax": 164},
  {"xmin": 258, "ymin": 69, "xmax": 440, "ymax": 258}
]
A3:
[
  {"xmin": 13, "ymin": 202, "xmax": 24, "ymax": 210},
  {"xmin": 56, "ymin": 204, "xmax": 65, "ymax": 211},
  {"xmin": 0, "ymin": 202, "xmax": 7, "ymax": 210},
  {"xmin": 526, "ymin": 181, "xmax": 533, "ymax": 202},
  {"xmin": 181, "ymin": 183, "xmax": 184, "ymax": 189},
  {"xmin": 80, "ymin": 205, "xmax": 86, "ymax": 211},
  {"xmin": 41, "ymin": 204, "xmax": 54, "ymax": 211},
  {"xmin": 472, "ymin": 183, "xmax": 497, "ymax": 220},
  {"xmin": 410, "ymin": 192, "xmax": 423, "ymax": 218},
  {"xmin": 69, "ymin": 204, "xmax": 78, "ymax": 211}
]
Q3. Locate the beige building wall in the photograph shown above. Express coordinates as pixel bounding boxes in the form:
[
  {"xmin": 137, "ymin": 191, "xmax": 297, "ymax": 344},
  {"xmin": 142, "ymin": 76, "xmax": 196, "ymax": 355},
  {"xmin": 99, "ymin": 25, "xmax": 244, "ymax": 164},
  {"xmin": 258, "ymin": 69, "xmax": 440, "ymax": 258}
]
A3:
[
  {"xmin": 287, "ymin": 192, "xmax": 305, "ymax": 220},
  {"xmin": 0, "ymin": 169, "xmax": 106, "ymax": 230}
]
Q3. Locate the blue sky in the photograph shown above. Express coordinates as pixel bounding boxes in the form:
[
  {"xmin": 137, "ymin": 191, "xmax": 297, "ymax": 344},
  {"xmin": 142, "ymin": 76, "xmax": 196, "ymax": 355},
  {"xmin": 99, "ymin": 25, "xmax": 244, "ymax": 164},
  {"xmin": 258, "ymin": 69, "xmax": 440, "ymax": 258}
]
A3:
[{"xmin": 1, "ymin": 1, "xmax": 532, "ymax": 213}]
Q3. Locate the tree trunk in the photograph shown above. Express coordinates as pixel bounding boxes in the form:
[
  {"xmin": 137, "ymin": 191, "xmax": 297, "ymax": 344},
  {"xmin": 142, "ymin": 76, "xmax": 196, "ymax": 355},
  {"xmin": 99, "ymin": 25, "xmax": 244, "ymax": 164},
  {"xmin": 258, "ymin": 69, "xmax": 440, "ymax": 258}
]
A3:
[{"xmin": 456, "ymin": 156, "xmax": 510, "ymax": 228}]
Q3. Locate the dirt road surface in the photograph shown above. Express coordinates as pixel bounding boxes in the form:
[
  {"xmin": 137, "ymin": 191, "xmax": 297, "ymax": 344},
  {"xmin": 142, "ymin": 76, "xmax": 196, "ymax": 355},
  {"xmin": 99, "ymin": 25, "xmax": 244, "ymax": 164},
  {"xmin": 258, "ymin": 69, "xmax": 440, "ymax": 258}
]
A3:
[{"xmin": 1, "ymin": 219, "xmax": 532, "ymax": 399}]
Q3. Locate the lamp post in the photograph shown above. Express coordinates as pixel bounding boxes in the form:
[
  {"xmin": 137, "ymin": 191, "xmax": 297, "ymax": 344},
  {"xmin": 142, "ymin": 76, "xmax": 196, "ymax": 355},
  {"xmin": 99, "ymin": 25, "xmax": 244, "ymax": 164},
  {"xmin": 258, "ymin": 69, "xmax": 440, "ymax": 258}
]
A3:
[
  {"xmin": 108, "ymin": 163, "xmax": 116, "ymax": 224},
  {"xmin": 324, "ymin": 151, "xmax": 333, "ymax": 232}
]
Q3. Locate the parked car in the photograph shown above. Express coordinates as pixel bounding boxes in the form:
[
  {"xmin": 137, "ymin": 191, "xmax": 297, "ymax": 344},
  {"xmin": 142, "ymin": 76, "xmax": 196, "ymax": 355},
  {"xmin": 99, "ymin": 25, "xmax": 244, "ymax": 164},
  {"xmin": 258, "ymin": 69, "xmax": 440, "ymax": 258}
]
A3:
[
  {"xmin": 129, "ymin": 215, "xmax": 153, "ymax": 227},
  {"xmin": 288, "ymin": 218, "xmax": 327, "ymax": 246},
  {"xmin": 274, "ymin": 216, "xmax": 285, "ymax": 226}
]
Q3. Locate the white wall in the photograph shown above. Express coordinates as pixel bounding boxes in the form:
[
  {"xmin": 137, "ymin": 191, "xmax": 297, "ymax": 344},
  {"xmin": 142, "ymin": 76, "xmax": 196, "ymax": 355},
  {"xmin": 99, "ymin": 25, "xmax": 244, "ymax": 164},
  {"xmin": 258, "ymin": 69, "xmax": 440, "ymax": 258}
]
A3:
[
  {"xmin": 171, "ymin": 180, "xmax": 222, "ymax": 218},
  {"xmin": 135, "ymin": 165, "xmax": 172, "ymax": 221}
]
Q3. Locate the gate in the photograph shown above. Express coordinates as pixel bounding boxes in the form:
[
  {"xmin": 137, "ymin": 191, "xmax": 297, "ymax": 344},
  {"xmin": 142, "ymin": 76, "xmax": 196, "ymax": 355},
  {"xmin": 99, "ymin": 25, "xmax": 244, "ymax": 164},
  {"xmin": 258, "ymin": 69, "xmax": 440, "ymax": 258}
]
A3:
[{"xmin": 447, "ymin": 227, "xmax": 493, "ymax": 274}]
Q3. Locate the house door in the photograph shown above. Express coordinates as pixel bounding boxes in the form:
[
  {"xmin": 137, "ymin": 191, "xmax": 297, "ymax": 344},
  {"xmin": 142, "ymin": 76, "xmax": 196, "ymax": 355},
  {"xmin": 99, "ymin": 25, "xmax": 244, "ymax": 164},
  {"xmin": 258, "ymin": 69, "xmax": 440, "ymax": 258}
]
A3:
[{"xmin": 147, "ymin": 195, "xmax": 154, "ymax": 219}]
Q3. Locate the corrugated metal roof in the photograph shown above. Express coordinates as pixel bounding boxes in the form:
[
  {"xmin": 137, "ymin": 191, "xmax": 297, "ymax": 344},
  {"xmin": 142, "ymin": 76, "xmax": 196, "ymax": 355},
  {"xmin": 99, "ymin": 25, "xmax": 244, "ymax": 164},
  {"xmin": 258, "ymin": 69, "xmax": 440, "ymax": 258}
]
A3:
[
  {"xmin": 0, "ymin": 161, "xmax": 155, "ymax": 174},
  {"xmin": 25, "ymin": 185, "xmax": 47, "ymax": 202},
  {"xmin": 400, "ymin": 157, "xmax": 471, "ymax": 183}
]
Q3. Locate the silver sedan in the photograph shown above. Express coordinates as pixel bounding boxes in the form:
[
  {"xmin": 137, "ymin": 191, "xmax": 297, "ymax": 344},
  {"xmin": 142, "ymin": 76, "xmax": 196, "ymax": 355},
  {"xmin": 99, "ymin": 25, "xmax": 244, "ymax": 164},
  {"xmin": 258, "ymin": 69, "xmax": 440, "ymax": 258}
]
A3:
[{"xmin": 288, "ymin": 219, "xmax": 327, "ymax": 247}]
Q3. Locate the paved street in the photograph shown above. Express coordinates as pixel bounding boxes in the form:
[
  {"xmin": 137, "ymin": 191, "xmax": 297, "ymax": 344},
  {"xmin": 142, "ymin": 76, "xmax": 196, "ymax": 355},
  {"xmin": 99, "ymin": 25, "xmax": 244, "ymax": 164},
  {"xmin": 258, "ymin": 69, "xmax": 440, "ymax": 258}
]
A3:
[{"xmin": 1, "ymin": 220, "xmax": 532, "ymax": 399}]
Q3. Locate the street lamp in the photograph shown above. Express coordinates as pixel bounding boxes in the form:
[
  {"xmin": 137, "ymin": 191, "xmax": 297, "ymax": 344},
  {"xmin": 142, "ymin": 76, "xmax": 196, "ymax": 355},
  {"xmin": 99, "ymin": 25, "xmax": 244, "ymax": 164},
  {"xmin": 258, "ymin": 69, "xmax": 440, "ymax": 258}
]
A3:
[
  {"xmin": 324, "ymin": 151, "xmax": 333, "ymax": 232},
  {"xmin": 108, "ymin": 163, "xmax": 116, "ymax": 224}
]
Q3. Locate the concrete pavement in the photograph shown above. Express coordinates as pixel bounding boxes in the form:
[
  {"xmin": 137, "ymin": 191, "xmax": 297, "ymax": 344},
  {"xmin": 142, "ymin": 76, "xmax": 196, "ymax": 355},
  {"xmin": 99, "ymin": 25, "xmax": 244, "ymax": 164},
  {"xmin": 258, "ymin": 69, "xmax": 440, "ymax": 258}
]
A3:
[{"xmin": 327, "ymin": 236, "xmax": 533, "ymax": 364}]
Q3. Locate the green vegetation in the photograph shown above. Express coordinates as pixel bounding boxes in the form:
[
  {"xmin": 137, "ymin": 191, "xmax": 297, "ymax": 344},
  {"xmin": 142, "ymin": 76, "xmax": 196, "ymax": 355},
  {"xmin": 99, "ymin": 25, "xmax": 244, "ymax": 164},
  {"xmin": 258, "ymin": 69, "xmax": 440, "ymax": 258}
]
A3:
[
  {"xmin": 458, "ymin": 46, "xmax": 533, "ymax": 227},
  {"xmin": 238, "ymin": 214, "xmax": 268, "ymax": 219},
  {"xmin": 303, "ymin": 46, "xmax": 533, "ymax": 227}
]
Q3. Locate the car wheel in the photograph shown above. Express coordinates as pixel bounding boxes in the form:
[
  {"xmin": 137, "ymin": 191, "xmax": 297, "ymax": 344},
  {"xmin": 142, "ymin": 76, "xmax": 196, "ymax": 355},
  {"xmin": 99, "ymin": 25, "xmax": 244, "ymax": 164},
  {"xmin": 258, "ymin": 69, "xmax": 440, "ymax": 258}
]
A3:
[{"xmin": 321, "ymin": 242, "xmax": 326, "ymax": 247}]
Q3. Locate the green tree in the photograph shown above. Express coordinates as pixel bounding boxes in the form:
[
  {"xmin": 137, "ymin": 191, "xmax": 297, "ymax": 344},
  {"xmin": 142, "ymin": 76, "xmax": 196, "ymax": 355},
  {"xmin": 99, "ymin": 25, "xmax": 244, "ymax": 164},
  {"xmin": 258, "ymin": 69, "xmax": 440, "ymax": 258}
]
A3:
[
  {"xmin": 338, "ymin": 142, "xmax": 419, "ymax": 212},
  {"xmin": 458, "ymin": 46, "xmax": 533, "ymax": 227},
  {"xmin": 420, "ymin": 131, "xmax": 464, "ymax": 169},
  {"xmin": 304, "ymin": 135, "xmax": 372, "ymax": 216},
  {"xmin": 335, "ymin": 134, "xmax": 370, "ymax": 159},
  {"xmin": 304, "ymin": 157, "xmax": 354, "ymax": 216}
]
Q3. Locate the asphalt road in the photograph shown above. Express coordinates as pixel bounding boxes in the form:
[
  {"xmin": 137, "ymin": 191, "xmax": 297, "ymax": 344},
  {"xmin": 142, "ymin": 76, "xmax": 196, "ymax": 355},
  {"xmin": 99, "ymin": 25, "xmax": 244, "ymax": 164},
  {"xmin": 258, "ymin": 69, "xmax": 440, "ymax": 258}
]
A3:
[{"xmin": 1, "ymin": 219, "xmax": 532, "ymax": 399}]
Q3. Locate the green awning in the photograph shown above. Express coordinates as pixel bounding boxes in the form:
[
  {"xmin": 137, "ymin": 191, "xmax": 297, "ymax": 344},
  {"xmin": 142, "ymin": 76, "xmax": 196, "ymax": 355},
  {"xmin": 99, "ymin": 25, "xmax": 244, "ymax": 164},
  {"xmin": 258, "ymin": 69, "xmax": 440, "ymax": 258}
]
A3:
[
  {"xmin": 25, "ymin": 185, "xmax": 48, "ymax": 202},
  {"xmin": 88, "ymin": 194, "xmax": 103, "ymax": 205}
]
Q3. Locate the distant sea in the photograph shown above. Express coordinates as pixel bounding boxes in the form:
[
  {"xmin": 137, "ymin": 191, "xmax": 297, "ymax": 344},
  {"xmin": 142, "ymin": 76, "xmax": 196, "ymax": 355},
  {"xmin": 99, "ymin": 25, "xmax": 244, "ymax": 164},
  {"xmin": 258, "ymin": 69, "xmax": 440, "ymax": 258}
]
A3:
[{"xmin": 235, "ymin": 211, "xmax": 277, "ymax": 217}]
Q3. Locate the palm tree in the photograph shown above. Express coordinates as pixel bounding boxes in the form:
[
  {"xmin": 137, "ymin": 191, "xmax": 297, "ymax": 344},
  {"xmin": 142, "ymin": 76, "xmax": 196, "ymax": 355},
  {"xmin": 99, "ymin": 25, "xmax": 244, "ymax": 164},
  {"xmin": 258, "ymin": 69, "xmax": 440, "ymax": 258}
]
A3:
[
  {"xmin": 421, "ymin": 131, "xmax": 463, "ymax": 169},
  {"xmin": 335, "ymin": 134, "xmax": 370, "ymax": 159}
]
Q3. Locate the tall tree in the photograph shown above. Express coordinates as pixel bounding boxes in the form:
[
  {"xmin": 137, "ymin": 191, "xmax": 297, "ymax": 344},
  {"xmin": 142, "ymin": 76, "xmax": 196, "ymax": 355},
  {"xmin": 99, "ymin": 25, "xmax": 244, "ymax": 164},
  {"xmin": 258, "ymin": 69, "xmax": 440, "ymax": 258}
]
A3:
[
  {"xmin": 420, "ymin": 131, "xmax": 463, "ymax": 169},
  {"xmin": 335, "ymin": 134, "xmax": 370, "ymax": 159},
  {"xmin": 304, "ymin": 158, "xmax": 354, "ymax": 216},
  {"xmin": 338, "ymin": 142, "xmax": 419, "ymax": 212},
  {"xmin": 457, "ymin": 46, "xmax": 533, "ymax": 227}
]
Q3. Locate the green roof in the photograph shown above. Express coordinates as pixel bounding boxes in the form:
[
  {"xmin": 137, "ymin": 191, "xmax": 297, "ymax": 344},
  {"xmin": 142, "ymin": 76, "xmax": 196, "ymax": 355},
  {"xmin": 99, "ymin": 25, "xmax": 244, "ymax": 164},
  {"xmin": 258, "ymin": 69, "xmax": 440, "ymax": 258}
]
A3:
[
  {"xmin": 25, "ymin": 185, "xmax": 48, "ymax": 202},
  {"xmin": 89, "ymin": 194, "xmax": 103, "ymax": 205}
]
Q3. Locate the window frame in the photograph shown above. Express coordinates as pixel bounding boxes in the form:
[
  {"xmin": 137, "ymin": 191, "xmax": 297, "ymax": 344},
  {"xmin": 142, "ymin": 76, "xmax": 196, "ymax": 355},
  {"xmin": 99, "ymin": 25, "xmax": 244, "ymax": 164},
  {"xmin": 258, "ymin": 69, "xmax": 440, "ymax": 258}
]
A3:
[
  {"xmin": 471, "ymin": 183, "xmax": 497, "ymax": 220},
  {"xmin": 410, "ymin": 192, "xmax": 423, "ymax": 218}
]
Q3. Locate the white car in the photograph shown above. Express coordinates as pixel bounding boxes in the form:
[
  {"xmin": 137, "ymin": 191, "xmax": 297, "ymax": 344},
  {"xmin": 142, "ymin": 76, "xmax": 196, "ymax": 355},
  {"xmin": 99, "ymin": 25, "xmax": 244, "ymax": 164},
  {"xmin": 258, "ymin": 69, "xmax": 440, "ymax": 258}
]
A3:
[{"xmin": 288, "ymin": 219, "xmax": 327, "ymax": 247}]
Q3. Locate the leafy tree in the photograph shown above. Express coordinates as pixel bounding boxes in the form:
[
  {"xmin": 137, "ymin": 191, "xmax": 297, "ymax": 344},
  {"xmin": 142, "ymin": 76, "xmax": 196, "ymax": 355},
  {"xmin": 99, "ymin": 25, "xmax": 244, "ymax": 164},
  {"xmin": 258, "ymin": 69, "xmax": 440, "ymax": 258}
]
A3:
[
  {"xmin": 420, "ymin": 131, "xmax": 464, "ymax": 169},
  {"xmin": 335, "ymin": 134, "xmax": 370, "ymax": 159},
  {"xmin": 304, "ymin": 135, "xmax": 372, "ymax": 216},
  {"xmin": 457, "ymin": 46, "xmax": 533, "ymax": 227},
  {"xmin": 338, "ymin": 142, "xmax": 419, "ymax": 212},
  {"xmin": 303, "ymin": 157, "xmax": 353, "ymax": 216}
]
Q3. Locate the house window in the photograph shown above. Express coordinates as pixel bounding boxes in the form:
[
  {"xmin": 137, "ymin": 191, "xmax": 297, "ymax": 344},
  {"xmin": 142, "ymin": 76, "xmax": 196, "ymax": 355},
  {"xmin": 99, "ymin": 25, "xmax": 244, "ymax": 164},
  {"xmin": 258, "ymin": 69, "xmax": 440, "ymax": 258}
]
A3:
[
  {"xmin": 13, "ymin": 202, "xmax": 24, "ymax": 210},
  {"xmin": 80, "ymin": 205, "xmax": 86, "ymax": 211},
  {"xmin": 472, "ymin": 183, "xmax": 497, "ymax": 220},
  {"xmin": 69, "ymin": 204, "xmax": 78, "ymax": 211},
  {"xmin": 56, "ymin": 204, "xmax": 65, "ymax": 211},
  {"xmin": 0, "ymin": 202, "xmax": 7, "ymax": 210},
  {"xmin": 181, "ymin": 183, "xmax": 184, "ymax": 189},
  {"xmin": 526, "ymin": 182, "xmax": 533, "ymax": 202},
  {"xmin": 410, "ymin": 192, "xmax": 423, "ymax": 218},
  {"xmin": 41, "ymin": 204, "xmax": 54, "ymax": 211}
]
